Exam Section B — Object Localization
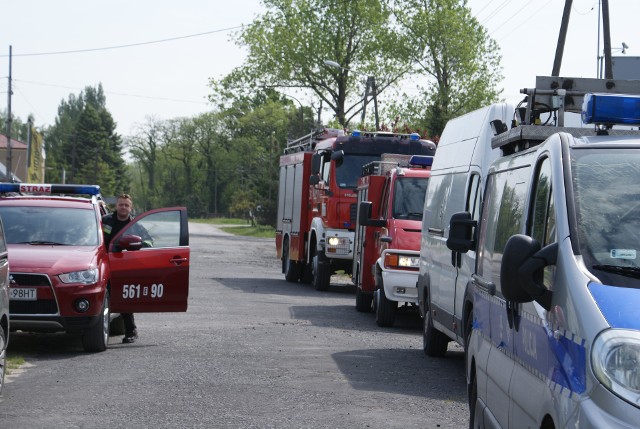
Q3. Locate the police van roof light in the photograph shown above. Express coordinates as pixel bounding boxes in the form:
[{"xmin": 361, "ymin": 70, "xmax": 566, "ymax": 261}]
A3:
[
  {"xmin": 351, "ymin": 130, "xmax": 361, "ymax": 137},
  {"xmin": 409, "ymin": 133, "xmax": 421, "ymax": 141},
  {"xmin": 409, "ymin": 155, "xmax": 433, "ymax": 167},
  {"xmin": 582, "ymin": 93, "xmax": 640, "ymax": 125},
  {"xmin": 0, "ymin": 183, "xmax": 101, "ymax": 196}
]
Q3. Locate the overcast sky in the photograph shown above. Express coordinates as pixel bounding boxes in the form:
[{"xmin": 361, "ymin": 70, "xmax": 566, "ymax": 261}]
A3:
[{"xmin": 2, "ymin": 0, "xmax": 639, "ymax": 137}]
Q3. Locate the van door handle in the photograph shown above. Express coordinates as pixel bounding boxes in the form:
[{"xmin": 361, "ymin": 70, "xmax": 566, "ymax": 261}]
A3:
[{"xmin": 472, "ymin": 274, "xmax": 496, "ymax": 295}]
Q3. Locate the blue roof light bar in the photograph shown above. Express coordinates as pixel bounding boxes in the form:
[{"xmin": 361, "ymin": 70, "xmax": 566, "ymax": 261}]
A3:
[
  {"xmin": 582, "ymin": 93, "xmax": 640, "ymax": 125},
  {"xmin": 409, "ymin": 155, "xmax": 434, "ymax": 167},
  {"xmin": 0, "ymin": 183, "xmax": 101, "ymax": 196}
]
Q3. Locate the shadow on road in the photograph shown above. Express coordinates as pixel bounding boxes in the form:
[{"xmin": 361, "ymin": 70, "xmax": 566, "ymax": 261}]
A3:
[
  {"xmin": 215, "ymin": 277, "xmax": 356, "ymax": 296},
  {"xmin": 332, "ymin": 347, "xmax": 466, "ymax": 400}
]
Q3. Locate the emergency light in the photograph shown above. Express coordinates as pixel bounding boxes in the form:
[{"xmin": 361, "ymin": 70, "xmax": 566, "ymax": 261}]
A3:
[
  {"xmin": 409, "ymin": 155, "xmax": 433, "ymax": 167},
  {"xmin": 582, "ymin": 93, "xmax": 640, "ymax": 125},
  {"xmin": 409, "ymin": 133, "xmax": 421, "ymax": 141},
  {"xmin": 351, "ymin": 130, "xmax": 362, "ymax": 137},
  {"xmin": 0, "ymin": 183, "xmax": 101, "ymax": 196}
]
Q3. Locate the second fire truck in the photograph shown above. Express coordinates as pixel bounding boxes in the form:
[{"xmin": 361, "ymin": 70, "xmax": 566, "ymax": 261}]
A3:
[{"xmin": 354, "ymin": 154, "xmax": 433, "ymax": 326}]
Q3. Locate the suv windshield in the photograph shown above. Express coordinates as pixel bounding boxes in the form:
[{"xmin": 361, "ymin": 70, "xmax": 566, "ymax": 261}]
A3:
[
  {"xmin": 0, "ymin": 206, "xmax": 99, "ymax": 246},
  {"xmin": 572, "ymin": 147, "xmax": 640, "ymax": 285}
]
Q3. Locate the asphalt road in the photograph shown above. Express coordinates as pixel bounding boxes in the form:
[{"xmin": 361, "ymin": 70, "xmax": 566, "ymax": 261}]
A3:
[{"xmin": 0, "ymin": 223, "xmax": 468, "ymax": 428}]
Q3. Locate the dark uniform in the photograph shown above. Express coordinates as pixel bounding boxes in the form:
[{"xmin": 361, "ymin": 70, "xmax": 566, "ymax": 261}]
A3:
[{"xmin": 102, "ymin": 212, "xmax": 138, "ymax": 342}]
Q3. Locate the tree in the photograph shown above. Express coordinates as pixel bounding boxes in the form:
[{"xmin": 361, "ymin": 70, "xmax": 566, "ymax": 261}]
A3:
[
  {"xmin": 127, "ymin": 116, "xmax": 164, "ymax": 210},
  {"xmin": 391, "ymin": 0, "xmax": 503, "ymax": 136},
  {"xmin": 211, "ymin": 0, "xmax": 407, "ymax": 129},
  {"xmin": 44, "ymin": 84, "xmax": 128, "ymax": 197}
]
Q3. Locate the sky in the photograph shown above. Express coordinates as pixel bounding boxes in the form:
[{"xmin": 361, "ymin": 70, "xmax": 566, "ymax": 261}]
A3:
[{"xmin": 2, "ymin": 0, "xmax": 639, "ymax": 138}]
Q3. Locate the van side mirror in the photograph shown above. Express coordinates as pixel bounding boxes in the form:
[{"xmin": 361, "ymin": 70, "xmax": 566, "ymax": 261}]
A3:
[
  {"xmin": 447, "ymin": 212, "xmax": 476, "ymax": 253},
  {"xmin": 358, "ymin": 201, "xmax": 386, "ymax": 227},
  {"xmin": 309, "ymin": 175, "xmax": 320, "ymax": 186},
  {"xmin": 501, "ymin": 234, "xmax": 557, "ymax": 310}
]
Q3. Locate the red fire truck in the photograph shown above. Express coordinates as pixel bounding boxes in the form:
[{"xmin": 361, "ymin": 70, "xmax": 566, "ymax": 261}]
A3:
[
  {"xmin": 354, "ymin": 155, "xmax": 432, "ymax": 327},
  {"xmin": 276, "ymin": 128, "xmax": 436, "ymax": 291}
]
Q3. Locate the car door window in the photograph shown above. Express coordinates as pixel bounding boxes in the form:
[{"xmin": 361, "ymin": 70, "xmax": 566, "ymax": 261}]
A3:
[{"xmin": 121, "ymin": 210, "xmax": 182, "ymax": 248}]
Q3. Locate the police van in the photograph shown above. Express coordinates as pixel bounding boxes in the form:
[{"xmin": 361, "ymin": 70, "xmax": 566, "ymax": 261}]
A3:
[{"xmin": 448, "ymin": 77, "xmax": 640, "ymax": 428}]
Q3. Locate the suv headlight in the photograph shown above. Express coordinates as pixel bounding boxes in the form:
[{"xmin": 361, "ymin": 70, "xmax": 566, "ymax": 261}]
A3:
[
  {"xmin": 59, "ymin": 268, "xmax": 99, "ymax": 285},
  {"xmin": 592, "ymin": 329, "xmax": 640, "ymax": 406}
]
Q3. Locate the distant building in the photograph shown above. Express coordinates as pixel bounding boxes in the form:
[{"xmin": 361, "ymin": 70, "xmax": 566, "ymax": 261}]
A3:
[{"xmin": 0, "ymin": 134, "xmax": 27, "ymax": 182}]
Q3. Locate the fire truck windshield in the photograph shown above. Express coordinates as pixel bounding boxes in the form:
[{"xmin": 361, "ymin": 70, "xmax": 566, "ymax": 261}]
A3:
[
  {"xmin": 335, "ymin": 154, "xmax": 379, "ymax": 188},
  {"xmin": 393, "ymin": 177, "xmax": 429, "ymax": 219}
]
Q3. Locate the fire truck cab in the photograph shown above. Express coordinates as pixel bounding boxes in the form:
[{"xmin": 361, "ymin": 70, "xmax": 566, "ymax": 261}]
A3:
[{"xmin": 354, "ymin": 154, "xmax": 433, "ymax": 327}]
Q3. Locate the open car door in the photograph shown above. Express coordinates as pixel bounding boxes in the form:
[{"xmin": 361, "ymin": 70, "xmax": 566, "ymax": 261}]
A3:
[{"xmin": 109, "ymin": 207, "xmax": 189, "ymax": 313}]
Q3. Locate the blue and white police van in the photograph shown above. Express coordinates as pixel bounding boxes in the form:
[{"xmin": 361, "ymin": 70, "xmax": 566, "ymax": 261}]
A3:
[{"xmin": 448, "ymin": 76, "xmax": 640, "ymax": 428}]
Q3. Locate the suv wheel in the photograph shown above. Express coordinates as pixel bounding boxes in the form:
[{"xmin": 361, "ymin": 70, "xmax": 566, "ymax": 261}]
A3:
[
  {"xmin": 82, "ymin": 291, "xmax": 110, "ymax": 352},
  {"xmin": 0, "ymin": 328, "xmax": 6, "ymax": 394}
]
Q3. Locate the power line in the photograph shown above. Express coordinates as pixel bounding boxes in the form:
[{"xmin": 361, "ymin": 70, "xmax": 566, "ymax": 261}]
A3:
[
  {"xmin": 14, "ymin": 79, "xmax": 210, "ymax": 105},
  {"xmin": 488, "ymin": 0, "xmax": 556, "ymax": 41},
  {"xmin": 0, "ymin": 26, "xmax": 244, "ymax": 58}
]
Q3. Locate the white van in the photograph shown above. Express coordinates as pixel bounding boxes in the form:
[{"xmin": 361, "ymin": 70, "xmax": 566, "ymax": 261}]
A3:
[
  {"xmin": 449, "ymin": 87, "xmax": 640, "ymax": 428},
  {"xmin": 418, "ymin": 103, "xmax": 514, "ymax": 356}
]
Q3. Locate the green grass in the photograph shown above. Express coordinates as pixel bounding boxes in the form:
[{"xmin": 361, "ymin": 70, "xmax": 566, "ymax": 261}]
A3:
[
  {"xmin": 191, "ymin": 218, "xmax": 247, "ymax": 225},
  {"xmin": 192, "ymin": 218, "xmax": 275, "ymax": 238},
  {"xmin": 6, "ymin": 355, "xmax": 25, "ymax": 375},
  {"xmin": 219, "ymin": 225, "xmax": 274, "ymax": 238}
]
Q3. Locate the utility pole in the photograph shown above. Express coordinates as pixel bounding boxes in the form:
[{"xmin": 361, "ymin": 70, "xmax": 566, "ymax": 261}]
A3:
[
  {"xmin": 361, "ymin": 76, "xmax": 380, "ymax": 130},
  {"xmin": 5, "ymin": 46, "xmax": 13, "ymax": 181},
  {"xmin": 601, "ymin": 0, "xmax": 613, "ymax": 79},
  {"xmin": 551, "ymin": 0, "xmax": 572, "ymax": 76}
]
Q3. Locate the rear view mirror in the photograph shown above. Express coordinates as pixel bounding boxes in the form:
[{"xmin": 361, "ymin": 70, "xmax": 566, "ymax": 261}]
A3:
[
  {"xmin": 115, "ymin": 234, "xmax": 143, "ymax": 252},
  {"xmin": 331, "ymin": 150, "xmax": 344, "ymax": 167},
  {"xmin": 501, "ymin": 234, "xmax": 556, "ymax": 310},
  {"xmin": 311, "ymin": 153, "xmax": 322, "ymax": 175},
  {"xmin": 447, "ymin": 212, "xmax": 476, "ymax": 253},
  {"xmin": 358, "ymin": 201, "xmax": 385, "ymax": 228}
]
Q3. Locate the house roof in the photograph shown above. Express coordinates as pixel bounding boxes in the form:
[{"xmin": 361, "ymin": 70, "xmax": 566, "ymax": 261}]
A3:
[{"xmin": 0, "ymin": 134, "xmax": 27, "ymax": 150}]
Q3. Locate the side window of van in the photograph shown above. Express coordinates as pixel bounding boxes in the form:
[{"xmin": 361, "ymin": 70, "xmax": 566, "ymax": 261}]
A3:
[
  {"xmin": 477, "ymin": 168, "xmax": 528, "ymax": 288},
  {"xmin": 425, "ymin": 175, "xmax": 448, "ymax": 235},
  {"xmin": 467, "ymin": 174, "xmax": 481, "ymax": 224},
  {"xmin": 530, "ymin": 157, "xmax": 556, "ymax": 289},
  {"xmin": 531, "ymin": 158, "xmax": 556, "ymax": 246}
]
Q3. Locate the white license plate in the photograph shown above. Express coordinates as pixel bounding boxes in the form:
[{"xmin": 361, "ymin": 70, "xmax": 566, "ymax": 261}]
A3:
[{"xmin": 10, "ymin": 288, "xmax": 37, "ymax": 301}]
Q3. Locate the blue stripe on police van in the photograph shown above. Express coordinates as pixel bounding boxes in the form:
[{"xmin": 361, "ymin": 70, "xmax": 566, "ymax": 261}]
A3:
[
  {"xmin": 473, "ymin": 287, "xmax": 587, "ymax": 396},
  {"xmin": 589, "ymin": 282, "xmax": 640, "ymax": 330}
]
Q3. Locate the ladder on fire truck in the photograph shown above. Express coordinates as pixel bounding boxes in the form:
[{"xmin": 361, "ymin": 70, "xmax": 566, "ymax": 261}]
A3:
[{"xmin": 284, "ymin": 128, "xmax": 344, "ymax": 154}]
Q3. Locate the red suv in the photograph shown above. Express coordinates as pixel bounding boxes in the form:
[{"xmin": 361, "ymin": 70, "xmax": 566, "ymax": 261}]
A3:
[{"xmin": 0, "ymin": 183, "xmax": 190, "ymax": 352}]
